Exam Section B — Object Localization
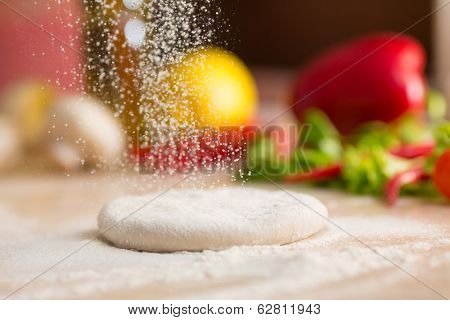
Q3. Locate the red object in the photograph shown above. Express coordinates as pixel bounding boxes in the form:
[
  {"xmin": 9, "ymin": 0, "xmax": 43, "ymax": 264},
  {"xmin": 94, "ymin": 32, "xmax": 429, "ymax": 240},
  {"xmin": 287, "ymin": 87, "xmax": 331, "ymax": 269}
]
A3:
[
  {"xmin": 284, "ymin": 164, "xmax": 342, "ymax": 183},
  {"xmin": 0, "ymin": 1, "xmax": 83, "ymax": 93},
  {"xmin": 384, "ymin": 167, "xmax": 429, "ymax": 206},
  {"xmin": 133, "ymin": 128, "xmax": 248, "ymax": 173},
  {"xmin": 433, "ymin": 149, "xmax": 450, "ymax": 201},
  {"xmin": 389, "ymin": 142, "xmax": 435, "ymax": 159},
  {"xmin": 292, "ymin": 33, "xmax": 427, "ymax": 134},
  {"xmin": 241, "ymin": 125, "xmax": 261, "ymax": 142}
]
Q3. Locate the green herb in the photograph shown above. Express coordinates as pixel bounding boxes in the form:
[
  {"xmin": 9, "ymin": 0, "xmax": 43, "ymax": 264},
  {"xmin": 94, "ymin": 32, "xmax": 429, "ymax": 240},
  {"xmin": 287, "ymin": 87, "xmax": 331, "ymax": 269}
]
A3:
[
  {"xmin": 244, "ymin": 136, "xmax": 288, "ymax": 179},
  {"xmin": 427, "ymin": 88, "xmax": 448, "ymax": 122},
  {"xmin": 302, "ymin": 109, "xmax": 339, "ymax": 145},
  {"xmin": 352, "ymin": 115, "xmax": 431, "ymax": 149},
  {"xmin": 394, "ymin": 115, "xmax": 431, "ymax": 145},
  {"xmin": 425, "ymin": 122, "xmax": 450, "ymax": 173},
  {"xmin": 302, "ymin": 109, "xmax": 343, "ymax": 161},
  {"xmin": 352, "ymin": 121, "xmax": 398, "ymax": 149},
  {"xmin": 434, "ymin": 122, "xmax": 450, "ymax": 151},
  {"xmin": 239, "ymin": 94, "xmax": 450, "ymax": 204},
  {"xmin": 290, "ymin": 148, "xmax": 335, "ymax": 173},
  {"xmin": 341, "ymin": 145, "xmax": 409, "ymax": 194}
]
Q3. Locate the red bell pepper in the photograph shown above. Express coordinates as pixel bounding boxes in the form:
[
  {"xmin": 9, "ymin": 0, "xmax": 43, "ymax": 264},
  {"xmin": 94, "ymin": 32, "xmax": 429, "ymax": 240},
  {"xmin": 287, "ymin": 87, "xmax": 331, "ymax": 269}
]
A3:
[
  {"xmin": 292, "ymin": 33, "xmax": 427, "ymax": 134},
  {"xmin": 284, "ymin": 164, "xmax": 342, "ymax": 183},
  {"xmin": 389, "ymin": 141, "xmax": 435, "ymax": 159},
  {"xmin": 433, "ymin": 149, "xmax": 450, "ymax": 201},
  {"xmin": 384, "ymin": 167, "xmax": 429, "ymax": 206}
]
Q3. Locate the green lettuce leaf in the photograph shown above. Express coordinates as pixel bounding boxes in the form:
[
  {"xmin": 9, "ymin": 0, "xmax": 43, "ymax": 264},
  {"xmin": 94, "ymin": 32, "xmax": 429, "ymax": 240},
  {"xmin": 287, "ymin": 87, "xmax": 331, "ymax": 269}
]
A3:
[
  {"xmin": 342, "ymin": 145, "xmax": 410, "ymax": 194},
  {"xmin": 302, "ymin": 108, "xmax": 343, "ymax": 161},
  {"xmin": 427, "ymin": 89, "xmax": 448, "ymax": 122}
]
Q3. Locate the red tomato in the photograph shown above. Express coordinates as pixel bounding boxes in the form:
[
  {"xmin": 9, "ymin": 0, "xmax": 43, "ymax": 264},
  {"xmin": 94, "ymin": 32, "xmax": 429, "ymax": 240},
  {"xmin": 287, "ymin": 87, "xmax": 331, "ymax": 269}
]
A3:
[{"xmin": 433, "ymin": 149, "xmax": 450, "ymax": 200}]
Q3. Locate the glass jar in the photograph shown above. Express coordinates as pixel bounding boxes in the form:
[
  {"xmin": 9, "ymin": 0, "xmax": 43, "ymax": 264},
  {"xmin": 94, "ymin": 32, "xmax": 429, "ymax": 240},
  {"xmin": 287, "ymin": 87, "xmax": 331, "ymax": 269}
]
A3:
[{"xmin": 83, "ymin": 0, "xmax": 145, "ymax": 139}]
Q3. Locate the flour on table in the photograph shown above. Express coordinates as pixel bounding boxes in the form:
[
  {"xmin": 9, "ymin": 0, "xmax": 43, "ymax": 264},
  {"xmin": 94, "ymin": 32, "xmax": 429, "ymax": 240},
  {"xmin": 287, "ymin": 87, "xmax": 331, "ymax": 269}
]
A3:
[
  {"xmin": 2, "ymin": 185, "xmax": 449, "ymax": 299},
  {"xmin": 98, "ymin": 188, "xmax": 328, "ymax": 252},
  {"xmin": 1, "ymin": 206, "xmax": 449, "ymax": 299}
]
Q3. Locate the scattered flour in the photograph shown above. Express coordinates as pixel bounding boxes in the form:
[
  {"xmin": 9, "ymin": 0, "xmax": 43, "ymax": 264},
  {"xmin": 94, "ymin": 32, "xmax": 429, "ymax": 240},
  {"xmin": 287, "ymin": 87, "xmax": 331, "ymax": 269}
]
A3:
[
  {"xmin": 1, "ymin": 201, "xmax": 449, "ymax": 299},
  {"xmin": 83, "ymin": 0, "xmax": 232, "ymax": 174}
]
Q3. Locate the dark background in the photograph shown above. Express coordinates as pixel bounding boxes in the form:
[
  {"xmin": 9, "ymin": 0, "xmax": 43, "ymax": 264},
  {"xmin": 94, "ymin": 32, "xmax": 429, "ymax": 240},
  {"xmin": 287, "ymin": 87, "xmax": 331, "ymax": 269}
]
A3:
[{"xmin": 220, "ymin": 0, "xmax": 432, "ymax": 68}]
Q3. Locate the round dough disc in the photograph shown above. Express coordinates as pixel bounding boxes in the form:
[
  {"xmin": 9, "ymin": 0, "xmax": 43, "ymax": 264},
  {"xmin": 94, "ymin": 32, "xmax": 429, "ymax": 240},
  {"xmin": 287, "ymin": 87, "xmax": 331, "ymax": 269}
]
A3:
[{"xmin": 98, "ymin": 187, "xmax": 328, "ymax": 252}]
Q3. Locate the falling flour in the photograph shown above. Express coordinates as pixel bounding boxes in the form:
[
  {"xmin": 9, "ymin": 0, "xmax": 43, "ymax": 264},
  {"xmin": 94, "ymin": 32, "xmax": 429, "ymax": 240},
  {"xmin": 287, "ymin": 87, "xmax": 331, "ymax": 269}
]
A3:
[{"xmin": 83, "ymin": 0, "xmax": 231, "ymax": 175}]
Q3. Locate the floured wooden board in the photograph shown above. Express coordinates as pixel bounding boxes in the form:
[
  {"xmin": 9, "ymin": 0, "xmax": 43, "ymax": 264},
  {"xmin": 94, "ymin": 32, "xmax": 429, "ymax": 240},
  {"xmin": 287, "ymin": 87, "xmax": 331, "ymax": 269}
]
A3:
[{"xmin": 0, "ymin": 174, "xmax": 449, "ymax": 299}]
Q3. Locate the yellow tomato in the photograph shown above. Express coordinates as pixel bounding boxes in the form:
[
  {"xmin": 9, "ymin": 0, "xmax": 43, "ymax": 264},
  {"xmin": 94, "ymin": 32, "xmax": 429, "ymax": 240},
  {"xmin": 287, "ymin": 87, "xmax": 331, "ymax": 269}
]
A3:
[{"xmin": 172, "ymin": 47, "xmax": 258, "ymax": 128}]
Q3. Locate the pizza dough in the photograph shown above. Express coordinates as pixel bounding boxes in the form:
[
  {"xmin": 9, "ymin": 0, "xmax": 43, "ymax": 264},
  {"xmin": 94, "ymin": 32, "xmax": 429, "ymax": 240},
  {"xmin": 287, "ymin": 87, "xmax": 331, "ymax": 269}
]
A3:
[{"xmin": 98, "ymin": 188, "xmax": 328, "ymax": 252}]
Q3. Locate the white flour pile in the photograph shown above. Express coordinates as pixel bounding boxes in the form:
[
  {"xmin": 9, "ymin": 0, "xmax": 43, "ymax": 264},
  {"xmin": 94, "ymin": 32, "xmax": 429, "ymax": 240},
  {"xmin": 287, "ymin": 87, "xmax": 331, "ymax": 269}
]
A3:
[
  {"xmin": 98, "ymin": 188, "xmax": 328, "ymax": 252},
  {"xmin": 1, "ymin": 194, "xmax": 449, "ymax": 299}
]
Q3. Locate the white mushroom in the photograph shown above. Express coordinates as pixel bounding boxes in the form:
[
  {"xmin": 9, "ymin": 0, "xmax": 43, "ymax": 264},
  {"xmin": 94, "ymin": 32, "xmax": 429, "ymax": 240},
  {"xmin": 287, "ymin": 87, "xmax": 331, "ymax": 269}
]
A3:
[{"xmin": 46, "ymin": 96, "xmax": 125, "ymax": 170}]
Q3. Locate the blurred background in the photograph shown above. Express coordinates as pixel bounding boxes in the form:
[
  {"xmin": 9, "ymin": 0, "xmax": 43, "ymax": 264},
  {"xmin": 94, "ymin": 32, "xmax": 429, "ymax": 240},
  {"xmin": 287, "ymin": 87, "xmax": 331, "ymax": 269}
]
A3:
[
  {"xmin": 0, "ymin": 0, "xmax": 449, "ymax": 174},
  {"xmin": 221, "ymin": 0, "xmax": 432, "ymax": 67},
  {"xmin": 218, "ymin": 0, "xmax": 444, "ymax": 115},
  {"xmin": 0, "ymin": 0, "xmax": 443, "ymax": 92}
]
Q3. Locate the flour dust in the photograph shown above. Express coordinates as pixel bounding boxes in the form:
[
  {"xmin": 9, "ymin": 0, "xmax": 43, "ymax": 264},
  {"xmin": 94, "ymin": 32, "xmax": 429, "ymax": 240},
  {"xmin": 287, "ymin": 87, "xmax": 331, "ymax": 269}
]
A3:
[{"xmin": 82, "ymin": 0, "xmax": 242, "ymax": 178}]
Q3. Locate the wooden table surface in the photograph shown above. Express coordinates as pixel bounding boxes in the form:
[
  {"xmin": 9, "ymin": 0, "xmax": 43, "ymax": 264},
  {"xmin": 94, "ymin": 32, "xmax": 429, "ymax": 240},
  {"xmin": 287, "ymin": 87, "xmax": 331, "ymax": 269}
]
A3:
[{"xmin": 0, "ymin": 173, "xmax": 449, "ymax": 300}]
